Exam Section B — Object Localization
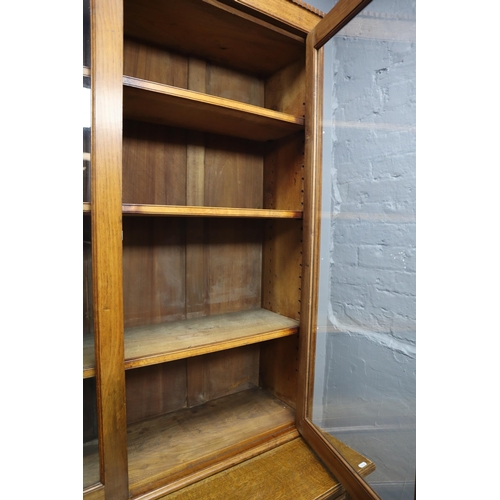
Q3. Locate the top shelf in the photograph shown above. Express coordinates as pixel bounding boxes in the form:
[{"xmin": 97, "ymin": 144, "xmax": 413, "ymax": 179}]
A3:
[
  {"xmin": 123, "ymin": 76, "xmax": 304, "ymax": 141},
  {"xmin": 124, "ymin": 0, "xmax": 305, "ymax": 77}
]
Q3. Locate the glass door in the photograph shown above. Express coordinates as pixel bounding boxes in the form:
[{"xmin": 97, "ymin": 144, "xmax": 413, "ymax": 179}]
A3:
[{"xmin": 300, "ymin": 0, "xmax": 415, "ymax": 499}]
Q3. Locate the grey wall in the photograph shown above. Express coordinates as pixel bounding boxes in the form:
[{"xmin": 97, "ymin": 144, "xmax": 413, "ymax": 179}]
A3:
[{"xmin": 309, "ymin": 0, "xmax": 416, "ymax": 498}]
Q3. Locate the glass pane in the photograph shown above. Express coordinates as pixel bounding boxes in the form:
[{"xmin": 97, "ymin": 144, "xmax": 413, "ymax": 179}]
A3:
[
  {"xmin": 83, "ymin": 217, "xmax": 99, "ymax": 488},
  {"xmin": 83, "ymin": 76, "xmax": 91, "ymax": 202},
  {"xmin": 312, "ymin": 0, "xmax": 416, "ymax": 498},
  {"xmin": 83, "ymin": 0, "xmax": 91, "ymax": 68},
  {"xmin": 83, "ymin": 377, "xmax": 100, "ymax": 487},
  {"xmin": 83, "ymin": 0, "xmax": 99, "ymax": 489},
  {"xmin": 306, "ymin": 0, "xmax": 340, "ymax": 14},
  {"xmin": 83, "ymin": 218, "xmax": 93, "ymax": 341}
]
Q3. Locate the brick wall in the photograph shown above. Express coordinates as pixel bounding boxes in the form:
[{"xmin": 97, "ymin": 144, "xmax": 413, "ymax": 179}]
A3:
[{"xmin": 311, "ymin": 0, "xmax": 416, "ymax": 497}]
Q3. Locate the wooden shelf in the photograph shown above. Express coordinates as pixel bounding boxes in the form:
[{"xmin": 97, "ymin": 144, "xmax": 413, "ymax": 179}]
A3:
[
  {"xmin": 83, "ymin": 308, "xmax": 299, "ymax": 378},
  {"xmin": 123, "ymin": 76, "xmax": 304, "ymax": 141},
  {"xmin": 83, "ymin": 387, "xmax": 296, "ymax": 496},
  {"xmin": 83, "ymin": 204, "xmax": 301, "ymax": 218},
  {"xmin": 124, "ymin": 0, "xmax": 304, "ymax": 76},
  {"xmin": 122, "ymin": 204, "xmax": 302, "ymax": 219},
  {"xmin": 130, "ymin": 387, "xmax": 295, "ymax": 495},
  {"xmin": 83, "ymin": 203, "xmax": 302, "ymax": 218}
]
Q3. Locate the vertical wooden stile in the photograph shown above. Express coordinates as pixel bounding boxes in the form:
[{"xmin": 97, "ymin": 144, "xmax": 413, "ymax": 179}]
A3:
[
  {"xmin": 297, "ymin": 31, "xmax": 322, "ymax": 428},
  {"xmin": 91, "ymin": 0, "xmax": 128, "ymax": 497}
]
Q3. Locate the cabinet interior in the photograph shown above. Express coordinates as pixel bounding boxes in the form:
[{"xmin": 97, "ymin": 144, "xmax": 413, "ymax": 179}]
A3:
[{"xmin": 84, "ymin": 0, "xmax": 307, "ymax": 494}]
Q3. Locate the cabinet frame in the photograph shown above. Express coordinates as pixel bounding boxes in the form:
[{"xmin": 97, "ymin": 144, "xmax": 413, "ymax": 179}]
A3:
[
  {"xmin": 87, "ymin": 0, "xmax": 128, "ymax": 497},
  {"xmin": 84, "ymin": 1, "xmax": 379, "ymax": 498}
]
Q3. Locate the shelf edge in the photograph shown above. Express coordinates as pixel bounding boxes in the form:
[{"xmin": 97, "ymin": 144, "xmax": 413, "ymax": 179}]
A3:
[
  {"xmin": 84, "ymin": 310, "xmax": 299, "ymax": 377},
  {"xmin": 123, "ymin": 76, "xmax": 305, "ymax": 126},
  {"xmin": 124, "ymin": 325, "xmax": 299, "ymax": 370},
  {"xmin": 122, "ymin": 204, "xmax": 303, "ymax": 219}
]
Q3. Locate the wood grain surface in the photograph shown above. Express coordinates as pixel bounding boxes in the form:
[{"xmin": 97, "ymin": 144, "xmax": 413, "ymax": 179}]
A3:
[
  {"xmin": 85, "ymin": 388, "xmax": 296, "ymax": 495},
  {"xmin": 123, "ymin": 77, "xmax": 304, "ymax": 141},
  {"xmin": 125, "ymin": 38, "xmax": 265, "ymax": 104},
  {"xmin": 120, "ymin": 216, "xmax": 263, "ymax": 323},
  {"xmin": 122, "ymin": 204, "xmax": 303, "ymax": 218},
  {"xmin": 159, "ymin": 437, "xmax": 345, "ymax": 500},
  {"xmin": 123, "ymin": 0, "xmax": 303, "ymax": 76},
  {"xmin": 260, "ymin": 334, "xmax": 300, "ymax": 409},
  {"xmin": 122, "ymin": 217, "xmax": 186, "ymax": 328},
  {"xmin": 84, "ymin": 309, "xmax": 299, "ymax": 376},
  {"xmin": 302, "ymin": 420, "xmax": 379, "ymax": 500},
  {"xmin": 310, "ymin": 0, "xmax": 373, "ymax": 48},
  {"xmin": 125, "ymin": 360, "xmax": 188, "ymax": 424},
  {"xmin": 265, "ymin": 58, "xmax": 306, "ymax": 117},
  {"xmin": 186, "ymin": 345, "xmax": 260, "ymax": 406},
  {"xmin": 264, "ymin": 132, "xmax": 305, "ymax": 211},
  {"xmin": 122, "ymin": 121, "xmax": 188, "ymax": 205},
  {"xmin": 126, "ymin": 387, "xmax": 295, "ymax": 495},
  {"xmin": 262, "ymin": 219, "xmax": 304, "ymax": 319},
  {"xmin": 90, "ymin": 0, "xmax": 128, "ymax": 496},
  {"xmin": 232, "ymin": 0, "xmax": 323, "ymax": 34}
]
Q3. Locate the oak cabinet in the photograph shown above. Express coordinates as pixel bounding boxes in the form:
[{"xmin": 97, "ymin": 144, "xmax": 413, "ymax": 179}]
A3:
[{"xmin": 83, "ymin": 1, "xmax": 379, "ymax": 499}]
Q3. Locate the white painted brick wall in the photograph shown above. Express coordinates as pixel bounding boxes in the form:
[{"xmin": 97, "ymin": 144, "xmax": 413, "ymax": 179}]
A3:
[{"xmin": 311, "ymin": 0, "xmax": 416, "ymax": 497}]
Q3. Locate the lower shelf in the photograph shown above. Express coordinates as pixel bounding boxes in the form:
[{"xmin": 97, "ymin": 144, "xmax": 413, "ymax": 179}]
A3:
[{"xmin": 83, "ymin": 387, "xmax": 296, "ymax": 496}]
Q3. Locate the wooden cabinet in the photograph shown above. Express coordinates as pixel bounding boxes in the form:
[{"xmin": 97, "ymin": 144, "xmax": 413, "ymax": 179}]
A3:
[{"xmin": 83, "ymin": 0, "xmax": 379, "ymax": 499}]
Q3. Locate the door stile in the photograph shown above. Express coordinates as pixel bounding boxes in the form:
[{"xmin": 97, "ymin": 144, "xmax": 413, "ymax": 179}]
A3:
[
  {"xmin": 91, "ymin": 0, "xmax": 128, "ymax": 497},
  {"xmin": 297, "ymin": 32, "xmax": 324, "ymax": 429}
]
